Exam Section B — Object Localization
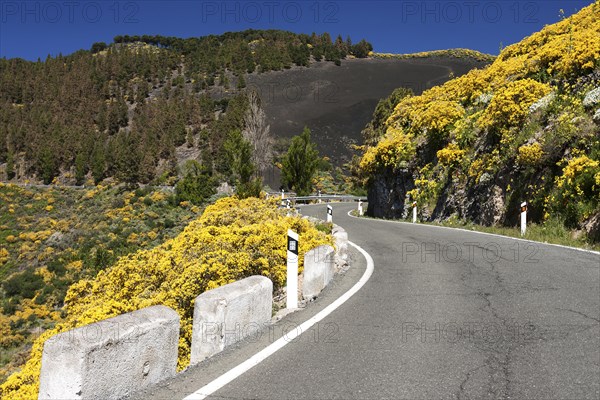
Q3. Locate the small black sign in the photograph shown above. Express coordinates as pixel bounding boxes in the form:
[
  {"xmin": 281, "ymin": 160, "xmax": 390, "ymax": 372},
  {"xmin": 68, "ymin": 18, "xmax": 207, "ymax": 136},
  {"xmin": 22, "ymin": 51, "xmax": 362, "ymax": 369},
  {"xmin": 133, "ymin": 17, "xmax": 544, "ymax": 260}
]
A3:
[
  {"xmin": 288, "ymin": 236, "xmax": 298, "ymax": 255},
  {"xmin": 327, "ymin": 206, "xmax": 332, "ymax": 215}
]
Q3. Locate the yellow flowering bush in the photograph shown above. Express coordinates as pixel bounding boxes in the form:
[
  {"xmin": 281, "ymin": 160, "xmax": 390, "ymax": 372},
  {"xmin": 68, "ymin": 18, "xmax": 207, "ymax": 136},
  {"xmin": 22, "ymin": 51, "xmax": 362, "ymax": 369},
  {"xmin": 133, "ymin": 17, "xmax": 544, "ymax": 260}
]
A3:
[
  {"xmin": 467, "ymin": 159, "xmax": 485, "ymax": 180},
  {"xmin": 412, "ymin": 100, "xmax": 465, "ymax": 135},
  {"xmin": 150, "ymin": 191, "xmax": 166, "ymax": 202},
  {"xmin": 477, "ymin": 79, "xmax": 551, "ymax": 133},
  {"xmin": 550, "ymin": 155, "xmax": 600, "ymax": 223},
  {"xmin": 407, "ymin": 182, "xmax": 436, "ymax": 207},
  {"xmin": 556, "ymin": 156, "xmax": 600, "ymax": 194},
  {"xmin": 0, "ymin": 197, "xmax": 331, "ymax": 399},
  {"xmin": 517, "ymin": 142, "xmax": 544, "ymax": 167},
  {"xmin": 0, "ymin": 248, "xmax": 9, "ymax": 265},
  {"xmin": 436, "ymin": 143, "xmax": 466, "ymax": 166},
  {"xmin": 359, "ymin": 128, "xmax": 415, "ymax": 172},
  {"xmin": 499, "ymin": 2, "xmax": 600, "ymax": 78}
]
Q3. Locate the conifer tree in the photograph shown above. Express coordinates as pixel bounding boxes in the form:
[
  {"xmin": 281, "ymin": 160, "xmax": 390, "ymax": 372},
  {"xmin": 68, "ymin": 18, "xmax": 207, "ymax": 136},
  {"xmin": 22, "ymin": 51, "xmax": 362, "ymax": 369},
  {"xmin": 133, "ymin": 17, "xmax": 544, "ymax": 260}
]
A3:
[
  {"xmin": 281, "ymin": 127, "xmax": 319, "ymax": 195},
  {"xmin": 6, "ymin": 152, "xmax": 15, "ymax": 180}
]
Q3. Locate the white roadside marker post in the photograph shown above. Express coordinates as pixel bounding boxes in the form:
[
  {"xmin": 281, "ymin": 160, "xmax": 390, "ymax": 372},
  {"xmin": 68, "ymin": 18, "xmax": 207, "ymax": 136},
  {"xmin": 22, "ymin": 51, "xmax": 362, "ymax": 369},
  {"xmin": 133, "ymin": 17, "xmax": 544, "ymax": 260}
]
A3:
[
  {"xmin": 412, "ymin": 201, "xmax": 417, "ymax": 223},
  {"xmin": 326, "ymin": 204, "xmax": 333, "ymax": 223},
  {"xmin": 358, "ymin": 200, "xmax": 364, "ymax": 216},
  {"xmin": 286, "ymin": 229, "xmax": 299, "ymax": 309},
  {"xmin": 520, "ymin": 201, "xmax": 527, "ymax": 236},
  {"xmin": 318, "ymin": 190, "xmax": 322, "ymax": 203},
  {"xmin": 281, "ymin": 189, "xmax": 285, "ymax": 200}
]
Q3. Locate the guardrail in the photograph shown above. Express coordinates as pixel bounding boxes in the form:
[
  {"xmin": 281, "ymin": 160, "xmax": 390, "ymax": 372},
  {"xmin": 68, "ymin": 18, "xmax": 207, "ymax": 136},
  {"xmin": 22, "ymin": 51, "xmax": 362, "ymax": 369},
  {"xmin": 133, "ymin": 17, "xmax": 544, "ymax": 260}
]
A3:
[{"xmin": 267, "ymin": 192, "xmax": 366, "ymax": 204}]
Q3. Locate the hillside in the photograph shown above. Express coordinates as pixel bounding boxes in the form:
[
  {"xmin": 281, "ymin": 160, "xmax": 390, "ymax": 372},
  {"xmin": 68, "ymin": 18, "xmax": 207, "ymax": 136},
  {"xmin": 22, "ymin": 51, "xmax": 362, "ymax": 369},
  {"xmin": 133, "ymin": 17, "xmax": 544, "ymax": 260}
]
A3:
[
  {"xmin": 358, "ymin": 2, "xmax": 600, "ymax": 242},
  {"xmin": 0, "ymin": 30, "xmax": 491, "ymax": 188},
  {"xmin": 0, "ymin": 28, "xmax": 493, "ymax": 391},
  {"xmin": 0, "ymin": 196, "xmax": 331, "ymax": 398},
  {"xmin": 248, "ymin": 55, "xmax": 490, "ymax": 179},
  {"xmin": 0, "ymin": 30, "xmax": 372, "ymax": 185},
  {"xmin": 0, "ymin": 183, "xmax": 206, "ymax": 383}
]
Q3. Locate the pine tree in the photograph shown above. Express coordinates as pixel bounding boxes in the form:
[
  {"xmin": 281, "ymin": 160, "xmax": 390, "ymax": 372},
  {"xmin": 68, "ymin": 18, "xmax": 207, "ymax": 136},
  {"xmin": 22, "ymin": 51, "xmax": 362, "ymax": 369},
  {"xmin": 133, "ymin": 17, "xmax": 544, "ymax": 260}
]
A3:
[
  {"xmin": 74, "ymin": 153, "xmax": 87, "ymax": 185},
  {"xmin": 38, "ymin": 148, "xmax": 58, "ymax": 184},
  {"xmin": 91, "ymin": 146, "xmax": 106, "ymax": 184},
  {"xmin": 186, "ymin": 128, "xmax": 195, "ymax": 148},
  {"xmin": 224, "ymin": 130, "xmax": 255, "ymax": 183},
  {"xmin": 281, "ymin": 127, "xmax": 319, "ymax": 195},
  {"xmin": 111, "ymin": 132, "xmax": 142, "ymax": 184},
  {"xmin": 6, "ymin": 152, "xmax": 15, "ymax": 180},
  {"xmin": 335, "ymin": 34, "xmax": 347, "ymax": 58},
  {"xmin": 237, "ymin": 73, "xmax": 246, "ymax": 89},
  {"xmin": 224, "ymin": 129, "xmax": 262, "ymax": 198}
]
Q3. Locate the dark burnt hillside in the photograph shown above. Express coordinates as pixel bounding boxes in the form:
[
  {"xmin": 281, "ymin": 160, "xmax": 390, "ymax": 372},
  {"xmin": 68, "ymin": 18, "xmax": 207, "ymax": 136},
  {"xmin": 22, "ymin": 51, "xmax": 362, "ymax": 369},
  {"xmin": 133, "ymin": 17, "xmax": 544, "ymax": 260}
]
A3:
[{"xmin": 248, "ymin": 56, "xmax": 489, "ymax": 168}]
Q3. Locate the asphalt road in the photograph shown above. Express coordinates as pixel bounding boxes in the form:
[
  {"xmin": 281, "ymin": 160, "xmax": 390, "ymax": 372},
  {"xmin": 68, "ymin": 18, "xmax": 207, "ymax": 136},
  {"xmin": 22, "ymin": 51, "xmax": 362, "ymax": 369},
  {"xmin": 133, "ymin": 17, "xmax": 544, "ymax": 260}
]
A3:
[{"xmin": 133, "ymin": 203, "xmax": 600, "ymax": 400}]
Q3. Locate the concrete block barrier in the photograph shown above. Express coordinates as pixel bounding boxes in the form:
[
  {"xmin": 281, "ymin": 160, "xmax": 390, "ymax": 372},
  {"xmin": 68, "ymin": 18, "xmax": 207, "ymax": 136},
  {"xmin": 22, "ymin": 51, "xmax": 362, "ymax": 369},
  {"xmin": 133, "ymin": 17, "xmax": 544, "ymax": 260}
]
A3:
[
  {"xmin": 332, "ymin": 224, "xmax": 349, "ymax": 270},
  {"xmin": 302, "ymin": 245, "xmax": 335, "ymax": 300},
  {"xmin": 38, "ymin": 305, "xmax": 180, "ymax": 400},
  {"xmin": 190, "ymin": 275, "xmax": 273, "ymax": 364}
]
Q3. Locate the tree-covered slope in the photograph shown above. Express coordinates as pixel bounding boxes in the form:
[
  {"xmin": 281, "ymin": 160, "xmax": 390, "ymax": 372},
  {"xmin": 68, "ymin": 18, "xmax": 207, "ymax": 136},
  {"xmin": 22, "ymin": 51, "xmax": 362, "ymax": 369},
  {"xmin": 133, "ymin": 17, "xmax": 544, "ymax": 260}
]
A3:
[
  {"xmin": 358, "ymin": 2, "xmax": 600, "ymax": 242},
  {"xmin": 0, "ymin": 30, "xmax": 372, "ymax": 185}
]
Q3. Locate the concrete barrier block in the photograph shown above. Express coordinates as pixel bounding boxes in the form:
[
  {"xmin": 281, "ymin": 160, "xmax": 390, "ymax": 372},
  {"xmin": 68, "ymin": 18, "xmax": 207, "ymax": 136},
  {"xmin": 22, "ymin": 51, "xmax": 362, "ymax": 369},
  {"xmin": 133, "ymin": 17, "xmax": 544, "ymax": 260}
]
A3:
[
  {"xmin": 302, "ymin": 245, "xmax": 335, "ymax": 300},
  {"xmin": 332, "ymin": 225, "xmax": 349, "ymax": 270},
  {"xmin": 190, "ymin": 275, "xmax": 272, "ymax": 364},
  {"xmin": 38, "ymin": 305, "xmax": 180, "ymax": 400}
]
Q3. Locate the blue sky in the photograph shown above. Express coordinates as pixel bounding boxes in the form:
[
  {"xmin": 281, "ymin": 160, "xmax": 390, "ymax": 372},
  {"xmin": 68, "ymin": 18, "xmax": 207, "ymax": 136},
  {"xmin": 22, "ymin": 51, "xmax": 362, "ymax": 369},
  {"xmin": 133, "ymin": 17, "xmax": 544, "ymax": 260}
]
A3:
[{"xmin": 0, "ymin": 0, "xmax": 594, "ymax": 60}]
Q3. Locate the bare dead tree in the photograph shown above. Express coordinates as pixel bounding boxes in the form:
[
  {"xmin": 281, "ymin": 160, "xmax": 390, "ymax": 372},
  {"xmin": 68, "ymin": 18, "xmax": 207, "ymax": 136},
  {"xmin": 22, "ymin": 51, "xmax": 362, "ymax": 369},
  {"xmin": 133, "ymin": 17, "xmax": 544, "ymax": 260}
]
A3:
[{"xmin": 242, "ymin": 90, "xmax": 274, "ymax": 175}]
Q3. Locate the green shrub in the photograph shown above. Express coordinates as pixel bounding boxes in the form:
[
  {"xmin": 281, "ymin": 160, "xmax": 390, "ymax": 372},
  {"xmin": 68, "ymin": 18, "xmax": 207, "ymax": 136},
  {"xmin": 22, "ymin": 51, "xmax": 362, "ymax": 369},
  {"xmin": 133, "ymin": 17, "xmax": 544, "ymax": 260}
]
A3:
[
  {"xmin": 2, "ymin": 270, "xmax": 44, "ymax": 299},
  {"xmin": 175, "ymin": 160, "xmax": 217, "ymax": 205}
]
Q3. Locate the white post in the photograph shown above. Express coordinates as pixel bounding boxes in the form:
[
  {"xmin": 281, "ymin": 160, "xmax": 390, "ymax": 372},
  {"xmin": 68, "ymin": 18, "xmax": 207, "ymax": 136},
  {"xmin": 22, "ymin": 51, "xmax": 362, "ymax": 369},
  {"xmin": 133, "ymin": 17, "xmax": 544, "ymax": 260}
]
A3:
[
  {"xmin": 358, "ymin": 200, "xmax": 363, "ymax": 216},
  {"xmin": 412, "ymin": 201, "xmax": 417, "ymax": 223},
  {"xmin": 286, "ymin": 229, "xmax": 299, "ymax": 309},
  {"xmin": 326, "ymin": 205, "xmax": 333, "ymax": 223},
  {"xmin": 520, "ymin": 201, "xmax": 527, "ymax": 236},
  {"xmin": 281, "ymin": 189, "xmax": 285, "ymax": 200},
  {"xmin": 318, "ymin": 190, "xmax": 322, "ymax": 203},
  {"xmin": 286, "ymin": 199, "xmax": 291, "ymax": 209}
]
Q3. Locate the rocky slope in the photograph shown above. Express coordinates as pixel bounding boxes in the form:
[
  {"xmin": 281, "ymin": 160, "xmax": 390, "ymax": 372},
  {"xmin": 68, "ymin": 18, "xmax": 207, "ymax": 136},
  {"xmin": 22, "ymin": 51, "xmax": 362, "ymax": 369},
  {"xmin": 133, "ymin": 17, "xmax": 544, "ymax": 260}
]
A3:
[{"xmin": 359, "ymin": 2, "xmax": 600, "ymax": 241}]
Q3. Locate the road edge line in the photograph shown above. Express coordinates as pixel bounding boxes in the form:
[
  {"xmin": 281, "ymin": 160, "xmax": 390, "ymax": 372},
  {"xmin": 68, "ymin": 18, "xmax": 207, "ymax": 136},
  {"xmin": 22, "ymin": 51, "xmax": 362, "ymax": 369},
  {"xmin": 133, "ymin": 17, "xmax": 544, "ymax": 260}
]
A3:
[
  {"xmin": 347, "ymin": 210, "xmax": 600, "ymax": 256},
  {"xmin": 183, "ymin": 240, "xmax": 375, "ymax": 400}
]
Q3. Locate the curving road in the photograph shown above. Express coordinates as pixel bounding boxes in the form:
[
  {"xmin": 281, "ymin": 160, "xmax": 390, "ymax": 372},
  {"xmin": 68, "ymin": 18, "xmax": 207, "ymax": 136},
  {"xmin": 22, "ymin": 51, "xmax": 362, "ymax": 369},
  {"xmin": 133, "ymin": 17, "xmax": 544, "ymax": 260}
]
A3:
[{"xmin": 133, "ymin": 203, "xmax": 600, "ymax": 400}]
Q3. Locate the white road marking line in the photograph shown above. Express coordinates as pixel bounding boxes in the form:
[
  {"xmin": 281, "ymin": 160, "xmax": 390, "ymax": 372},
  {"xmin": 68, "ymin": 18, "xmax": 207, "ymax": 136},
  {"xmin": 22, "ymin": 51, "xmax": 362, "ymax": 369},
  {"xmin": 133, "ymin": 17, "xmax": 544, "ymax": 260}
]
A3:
[
  {"xmin": 183, "ymin": 241, "xmax": 375, "ymax": 400},
  {"xmin": 346, "ymin": 210, "xmax": 600, "ymax": 256}
]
